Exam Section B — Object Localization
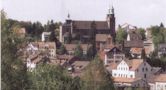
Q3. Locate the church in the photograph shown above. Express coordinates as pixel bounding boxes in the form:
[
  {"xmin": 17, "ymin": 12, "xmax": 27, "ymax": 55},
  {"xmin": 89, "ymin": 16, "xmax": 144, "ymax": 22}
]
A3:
[{"xmin": 59, "ymin": 7, "xmax": 116, "ymax": 44}]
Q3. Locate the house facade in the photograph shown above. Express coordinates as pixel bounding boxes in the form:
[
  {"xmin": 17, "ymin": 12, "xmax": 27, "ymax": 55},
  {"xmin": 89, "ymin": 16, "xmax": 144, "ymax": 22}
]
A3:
[{"xmin": 111, "ymin": 59, "xmax": 154, "ymax": 88}]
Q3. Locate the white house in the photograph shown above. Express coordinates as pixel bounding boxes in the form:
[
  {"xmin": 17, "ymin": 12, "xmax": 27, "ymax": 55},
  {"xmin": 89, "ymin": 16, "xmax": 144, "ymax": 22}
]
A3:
[
  {"xmin": 41, "ymin": 32, "xmax": 51, "ymax": 41},
  {"xmin": 111, "ymin": 59, "xmax": 154, "ymax": 87},
  {"xmin": 149, "ymin": 74, "xmax": 166, "ymax": 90}
]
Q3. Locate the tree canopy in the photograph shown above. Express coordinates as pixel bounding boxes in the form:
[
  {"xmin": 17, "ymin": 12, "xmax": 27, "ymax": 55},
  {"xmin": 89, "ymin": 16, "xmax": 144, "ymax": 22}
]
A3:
[
  {"xmin": 115, "ymin": 27, "xmax": 127, "ymax": 44},
  {"xmin": 74, "ymin": 43, "xmax": 83, "ymax": 58},
  {"xmin": 81, "ymin": 55, "xmax": 115, "ymax": 90},
  {"xmin": 1, "ymin": 10, "xmax": 29, "ymax": 90}
]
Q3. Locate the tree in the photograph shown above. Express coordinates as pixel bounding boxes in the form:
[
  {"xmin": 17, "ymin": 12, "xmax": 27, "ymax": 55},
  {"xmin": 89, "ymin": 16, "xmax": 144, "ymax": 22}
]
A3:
[
  {"xmin": 87, "ymin": 45, "xmax": 96, "ymax": 59},
  {"xmin": 138, "ymin": 28, "xmax": 146, "ymax": 40},
  {"xmin": 160, "ymin": 22, "xmax": 164, "ymax": 28},
  {"xmin": 152, "ymin": 34, "xmax": 164, "ymax": 47},
  {"xmin": 74, "ymin": 44, "xmax": 83, "ymax": 58},
  {"xmin": 141, "ymin": 48, "xmax": 146, "ymax": 59},
  {"xmin": 57, "ymin": 44, "xmax": 67, "ymax": 55},
  {"xmin": 1, "ymin": 10, "xmax": 29, "ymax": 90},
  {"xmin": 115, "ymin": 28, "xmax": 127, "ymax": 44},
  {"xmin": 28, "ymin": 64, "xmax": 73, "ymax": 90},
  {"xmin": 81, "ymin": 55, "xmax": 115, "ymax": 90}
]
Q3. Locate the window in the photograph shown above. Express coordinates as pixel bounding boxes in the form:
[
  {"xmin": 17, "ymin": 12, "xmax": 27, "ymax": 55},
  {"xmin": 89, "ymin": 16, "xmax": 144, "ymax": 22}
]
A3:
[
  {"xmin": 142, "ymin": 68, "xmax": 144, "ymax": 72},
  {"xmin": 130, "ymin": 75, "xmax": 133, "ymax": 78},
  {"xmin": 144, "ymin": 74, "xmax": 146, "ymax": 78},
  {"xmin": 137, "ymin": 69, "xmax": 139, "ymax": 72},
  {"xmin": 146, "ymin": 68, "xmax": 148, "ymax": 71},
  {"xmin": 114, "ymin": 74, "xmax": 116, "ymax": 76}
]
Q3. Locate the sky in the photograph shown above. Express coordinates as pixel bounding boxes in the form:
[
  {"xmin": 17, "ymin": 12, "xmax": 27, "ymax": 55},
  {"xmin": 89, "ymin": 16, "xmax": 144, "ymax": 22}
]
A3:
[{"xmin": 2, "ymin": 0, "xmax": 166, "ymax": 28}]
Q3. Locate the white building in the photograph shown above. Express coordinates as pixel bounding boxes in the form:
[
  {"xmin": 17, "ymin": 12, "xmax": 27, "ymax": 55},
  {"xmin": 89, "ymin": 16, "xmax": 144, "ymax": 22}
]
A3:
[
  {"xmin": 41, "ymin": 32, "xmax": 51, "ymax": 41},
  {"xmin": 149, "ymin": 74, "xmax": 166, "ymax": 90},
  {"xmin": 111, "ymin": 59, "xmax": 154, "ymax": 87}
]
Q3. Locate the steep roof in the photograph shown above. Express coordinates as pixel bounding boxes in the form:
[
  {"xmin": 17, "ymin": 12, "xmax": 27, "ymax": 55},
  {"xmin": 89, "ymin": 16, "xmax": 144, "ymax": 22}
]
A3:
[
  {"xmin": 96, "ymin": 34, "xmax": 111, "ymax": 42},
  {"xmin": 124, "ymin": 40, "xmax": 143, "ymax": 48},
  {"xmin": 128, "ymin": 31, "xmax": 142, "ymax": 41},
  {"xmin": 130, "ymin": 48, "xmax": 142, "ymax": 54},
  {"xmin": 31, "ymin": 42, "xmax": 56, "ymax": 49},
  {"xmin": 37, "ymin": 42, "xmax": 56, "ymax": 49},
  {"xmin": 155, "ymin": 74, "xmax": 166, "ymax": 82},
  {"xmin": 64, "ymin": 44, "xmax": 92, "ymax": 51},
  {"xmin": 125, "ymin": 59, "xmax": 143, "ymax": 71},
  {"xmin": 113, "ymin": 77, "xmax": 142, "ymax": 83},
  {"xmin": 72, "ymin": 20, "xmax": 109, "ymax": 30}
]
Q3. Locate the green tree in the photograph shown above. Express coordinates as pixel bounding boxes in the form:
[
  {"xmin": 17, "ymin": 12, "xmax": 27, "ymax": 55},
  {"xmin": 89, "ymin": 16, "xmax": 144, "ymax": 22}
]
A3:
[
  {"xmin": 57, "ymin": 44, "xmax": 67, "ymax": 55},
  {"xmin": 74, "ymin": 44, "xmax": 83, "ymax": 58},
  {"xmin": 115, "ymin": 27, "xmax": 127, "ymax": 44},
  {"xmin": 141, "ymin": 48, "xmax": 146, "ymax": 59},
  {"xmin": 28, "ymin": 64, "xmax": 73, "ymax": 90},
  {"xmin": 138, "ymin": 28, "xmax": 146, "ymax": 40},
  {"xmin": 152, "ymin": 34, "xmax": 164, "ymax": 47},
  {"xmin": 87, "ymin": 45, "xmax": 96, "ymax": 59},
  {"xmin": 1, "ymin": 10, "xmax": 29, "ymax": 90},
  {"xmin": 81, "ymin": 55, "xmax": 115, "ymax": 90}
]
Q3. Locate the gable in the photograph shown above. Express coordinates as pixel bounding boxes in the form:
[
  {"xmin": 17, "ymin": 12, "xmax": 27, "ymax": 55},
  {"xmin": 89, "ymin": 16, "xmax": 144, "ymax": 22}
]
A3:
[
  {"xmin": 107, "ymin": 47, "xmax": 121, "ymax": 54},
  {"xmin": 117, "ymin": 60, "xmax": 129, "ymax": 69}
]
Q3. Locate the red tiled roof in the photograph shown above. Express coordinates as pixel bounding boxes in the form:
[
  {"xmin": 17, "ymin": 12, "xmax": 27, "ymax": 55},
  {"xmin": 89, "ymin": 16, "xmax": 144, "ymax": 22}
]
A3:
[
  {"xmin": 125, "ymin": 59, "xmax": 143, "ymax": 71},
  {"xmin": 130, "ymin": 48, "xmax": 142, "ymax": 54},
  {"xmin": 113, "ymin": 77, "xmax": 141, "ymax": 83},
  {"xmin": 64, "ymin": 44, "xmax": 91, "ymax": 51},
  {"xmin": 155, "ymin": 74, "xmax": 166, "ymax": 82}
]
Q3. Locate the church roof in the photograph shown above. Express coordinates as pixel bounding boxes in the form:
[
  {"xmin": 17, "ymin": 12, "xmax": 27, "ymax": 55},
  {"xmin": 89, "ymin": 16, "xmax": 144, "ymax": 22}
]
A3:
[{"xmin": 72, "ymin": 20, "xmax": 109, "ymax": 30}]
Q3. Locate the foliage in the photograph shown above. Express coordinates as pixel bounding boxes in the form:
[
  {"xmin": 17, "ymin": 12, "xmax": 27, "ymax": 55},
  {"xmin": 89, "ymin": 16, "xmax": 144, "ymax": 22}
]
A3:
[
  {"xmin": 115, "ymin": 27, "xmax": 127, "ymax": 44},
  {"xmin": 81, "ymin": 55, "xmax": 115, "ymax": 90},
  {"xmin": 141, "ymin": 48, "xmax": 146, "ymax": 59},
  {"xmin": 138, "ymin": 28, "xmax": 146, "ymax": 40},
  {"xmin": 147, "ymin": 50, "xmax": 166, "ymax": 70},
  {"xmin": 57, "ymin": 44, "xmax": 67, "ymax": 55},
  {"xmin": 150, "ymin": 25, "xmax": 166, "ymax": 48},
  {"xmin": 87, "ymin": 45, "xmax": 96, "ymax": 59},
  {"xmin": 74, "ymin": 43, "xmax": 83, "ymax": 58},
  {"xmin": 1, "ymin": 10, "xmax": 29, "ymax": 90},
  {"xmin": 28, "ymin": 64, "xmax": 72, "ymax": 90}
]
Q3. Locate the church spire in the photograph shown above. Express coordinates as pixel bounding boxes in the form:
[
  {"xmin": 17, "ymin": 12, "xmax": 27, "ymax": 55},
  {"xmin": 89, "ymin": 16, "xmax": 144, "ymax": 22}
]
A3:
[
  {"xmin": 67, "ymin": 13, "xmax": 70, "ymax": 19},
  {"xmin": 108, "ymin": 5, "xmax": 114, "ymax": 14},
  {"xmin": 111, "ymin": 6, "xmax": 114, "ymax": 14}
]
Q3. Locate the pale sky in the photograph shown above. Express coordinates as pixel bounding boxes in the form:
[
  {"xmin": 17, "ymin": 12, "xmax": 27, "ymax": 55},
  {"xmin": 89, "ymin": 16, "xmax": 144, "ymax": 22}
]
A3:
[{"xmin": 2, "ymin": 0, "xmax": 166, "ymax": 28}]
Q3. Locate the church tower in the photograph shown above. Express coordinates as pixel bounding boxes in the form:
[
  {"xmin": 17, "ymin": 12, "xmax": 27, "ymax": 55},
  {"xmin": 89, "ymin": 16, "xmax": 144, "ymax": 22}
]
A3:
[{"xmin": 106, "ymin": 6, "xmax": 116, "ymax": 42}]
